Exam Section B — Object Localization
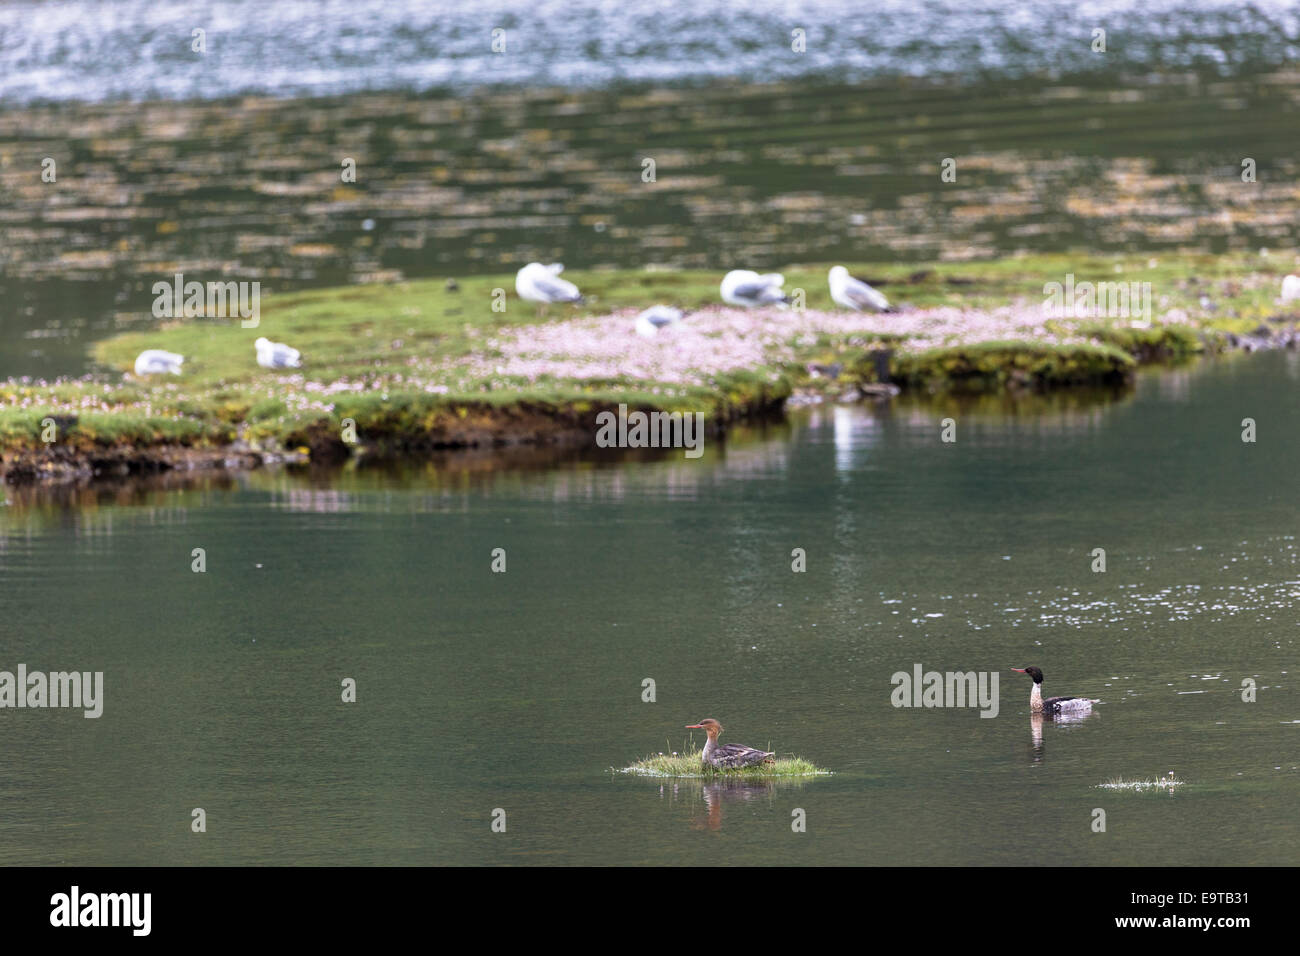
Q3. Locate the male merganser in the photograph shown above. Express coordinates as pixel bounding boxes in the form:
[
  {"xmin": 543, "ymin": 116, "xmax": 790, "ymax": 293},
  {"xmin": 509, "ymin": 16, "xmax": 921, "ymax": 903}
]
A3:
[
  {"xmin": 1012, "ymin": 666, "xmax": 1098, "ymax": 716},
  {"xmin": 686, "ymin": 719, "xmax": 775, "ymax": 768}
]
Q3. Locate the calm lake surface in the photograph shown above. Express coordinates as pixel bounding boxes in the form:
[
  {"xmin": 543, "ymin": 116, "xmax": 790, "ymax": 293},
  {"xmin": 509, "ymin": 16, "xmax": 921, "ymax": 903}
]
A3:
[{"xmin": 1, "ymin": 351, "xmax": 1295, "ymax": 865}]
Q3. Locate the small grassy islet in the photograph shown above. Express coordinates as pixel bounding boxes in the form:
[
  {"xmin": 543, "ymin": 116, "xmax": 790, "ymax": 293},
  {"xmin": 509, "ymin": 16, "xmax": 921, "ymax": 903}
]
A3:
[
  {"xmin": 621, "ymin": 748, "xmax": 829, "ymax": 778},
  {"xmin": 1097, "ymin": 775, "xmax": 1184, "ymax": 792}
]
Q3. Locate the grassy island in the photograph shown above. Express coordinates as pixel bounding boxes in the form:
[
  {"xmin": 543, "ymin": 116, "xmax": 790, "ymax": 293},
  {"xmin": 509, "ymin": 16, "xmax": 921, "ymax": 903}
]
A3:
[{"xmin": 2, "ymin": 252, "xmax": 1296, "ymax": 482}]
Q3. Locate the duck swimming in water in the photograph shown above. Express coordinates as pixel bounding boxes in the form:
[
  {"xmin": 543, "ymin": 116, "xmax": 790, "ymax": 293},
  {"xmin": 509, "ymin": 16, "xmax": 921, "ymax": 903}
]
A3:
[
  {"xmin": 686, "ymin": 719, "xmax": 775, "ymax": 768},
  {"xmin": 1012, "ymin": 666, "xmax": 1098, "ymax": 716}
]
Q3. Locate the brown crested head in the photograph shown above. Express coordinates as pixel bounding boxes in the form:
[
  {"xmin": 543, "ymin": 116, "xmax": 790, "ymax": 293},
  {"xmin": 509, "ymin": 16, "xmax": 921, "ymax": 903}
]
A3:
[{"xmin": 685, "ymin": 718, "xmax": 723, "ymax": 738}]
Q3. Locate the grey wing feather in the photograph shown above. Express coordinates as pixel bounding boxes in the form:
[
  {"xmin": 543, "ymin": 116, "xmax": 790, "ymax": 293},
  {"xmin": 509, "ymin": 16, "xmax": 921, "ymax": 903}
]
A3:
[
  {"xmin": 533, "ymin": 275, "xmax": 579, "ymax": 301},
  {"xmin": 731, "ymin": 282, "xmax": 773, "ymax": 299}
]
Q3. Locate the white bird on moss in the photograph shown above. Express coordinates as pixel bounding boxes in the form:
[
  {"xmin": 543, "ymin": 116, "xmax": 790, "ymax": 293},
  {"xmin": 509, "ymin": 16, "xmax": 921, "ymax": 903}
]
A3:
[
  {"xmin": 516, "ymin": 262, "xmax": 583, "ymax": 305},
  {"xmin": 255, "ymin": 336, "xmax": 302, "ymax": 368},
  {"xmin": 635, "ymin": 305, "xmax": 683, "ymax": 338},
  {"xmin": 829, "ymin": 265, "xmax": 892, "ymax": 312},
  {"xmin": 133, "ymin": 349, "xmax": 184, "ymax": 375},
  {"xmin": 1281, "ymin": 274, "xmax": 1300, "ymax": 303},
  {"xmin": 721, "ymin": 270, "xmax": 788, "ymax": 308}
]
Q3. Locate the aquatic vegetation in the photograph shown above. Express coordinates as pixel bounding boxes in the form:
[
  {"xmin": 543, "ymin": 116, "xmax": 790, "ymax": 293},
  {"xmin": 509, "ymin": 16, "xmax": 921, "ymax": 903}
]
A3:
[
  {"xmin": 621, "ymin": 748, "xmax": 828, "ymax": 778},
  {"xmin": 1097, "ymin": 775, "xmax": 1184, "ymax": 792}
]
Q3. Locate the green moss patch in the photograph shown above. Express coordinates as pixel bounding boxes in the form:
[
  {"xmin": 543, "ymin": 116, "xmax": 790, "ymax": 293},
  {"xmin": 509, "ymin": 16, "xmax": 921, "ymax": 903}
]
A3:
[{"xmin": 891, "ymin": 340, "xmax": 1136, "ymax": 391}]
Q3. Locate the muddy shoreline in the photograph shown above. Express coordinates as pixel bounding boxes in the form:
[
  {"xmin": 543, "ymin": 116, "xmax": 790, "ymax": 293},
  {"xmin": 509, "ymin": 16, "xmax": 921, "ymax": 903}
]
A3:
[
  {"xmin": 1, "ymin": 394, "xmax": 787, "ymax": 487},
  {"xmin": 6, "ymin": 340, "xmax": 1291, "ymax": 489}
]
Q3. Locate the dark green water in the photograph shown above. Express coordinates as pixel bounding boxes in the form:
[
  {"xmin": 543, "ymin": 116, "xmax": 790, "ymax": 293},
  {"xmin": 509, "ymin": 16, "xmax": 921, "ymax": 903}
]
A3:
[{"xmin": 0, "ymin": 351, "xmax": 1295, "ymax": 865}]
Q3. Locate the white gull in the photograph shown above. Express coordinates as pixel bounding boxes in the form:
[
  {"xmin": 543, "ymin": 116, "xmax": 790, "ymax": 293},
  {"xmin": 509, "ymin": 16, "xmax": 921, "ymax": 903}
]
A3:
[
  {"xmin": 133, "ymin": 350, "xmax": 184, "ymax": 375},
  {"xmin": 829, "ymin": 265, "xmax": 892, "ymax": 312},
  {"xmin": 516, "ymin": 262, "xmax": 583, "ymax": 305},
  {"xmin": 255, "ymin": 337, "xmax": 302, "ymax": 368},
  {"xmin": 635, "ymin": 305, "xmax": 684, "ymax": 338},
  {"xmin": 720, "ymin": 270, "xmax": 788, "ymax": 308}
]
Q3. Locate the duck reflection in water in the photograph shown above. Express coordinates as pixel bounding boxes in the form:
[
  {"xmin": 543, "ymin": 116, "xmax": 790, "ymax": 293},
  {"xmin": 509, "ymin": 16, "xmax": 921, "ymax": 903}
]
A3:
[
  {"xmin": 692, "ymin": 778, "xmax": 776, "ymax": 831},
  {"xmin": 1028, "ymin": 709, "xmax": 1097, "ymax": 762}
]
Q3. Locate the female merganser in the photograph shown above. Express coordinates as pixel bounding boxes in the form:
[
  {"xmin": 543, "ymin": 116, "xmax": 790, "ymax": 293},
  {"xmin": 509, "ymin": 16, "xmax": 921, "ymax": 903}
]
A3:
[
  {"xmin": 1012, "ymin": 666, "xmax": 1098, "ymax": 716},
  {"xmin": 686, "ymin": 719, "xmax": 775, "ymax": 768}
]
